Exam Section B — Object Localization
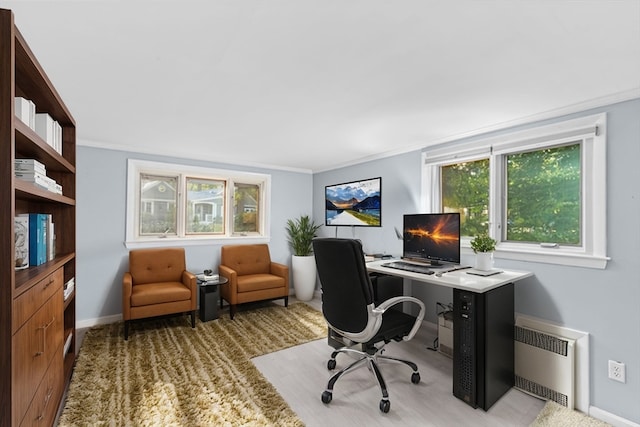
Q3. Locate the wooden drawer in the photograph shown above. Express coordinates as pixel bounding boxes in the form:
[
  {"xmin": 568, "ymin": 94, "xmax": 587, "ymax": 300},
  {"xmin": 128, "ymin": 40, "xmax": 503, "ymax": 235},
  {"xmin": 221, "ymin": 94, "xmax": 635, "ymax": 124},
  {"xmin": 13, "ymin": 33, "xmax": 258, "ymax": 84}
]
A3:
[
  {"xmin": 13, "ymin": 268, "xmax": 63, "ymax": 335},
  {"xmin": 12, "ymin": 284, "xmax": 63, "ymax": 426},
  {"xmin": 19, "ymin": 344, "xmax": 63, "ymax": 427}
]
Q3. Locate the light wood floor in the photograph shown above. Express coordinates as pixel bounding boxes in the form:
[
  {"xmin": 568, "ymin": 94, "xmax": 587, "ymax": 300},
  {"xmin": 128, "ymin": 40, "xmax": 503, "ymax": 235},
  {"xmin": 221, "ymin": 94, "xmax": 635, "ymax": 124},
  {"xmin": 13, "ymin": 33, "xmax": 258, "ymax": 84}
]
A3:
[{"xmin": 253, "ymin": 296, "xmax": 545, "ymax": 426}]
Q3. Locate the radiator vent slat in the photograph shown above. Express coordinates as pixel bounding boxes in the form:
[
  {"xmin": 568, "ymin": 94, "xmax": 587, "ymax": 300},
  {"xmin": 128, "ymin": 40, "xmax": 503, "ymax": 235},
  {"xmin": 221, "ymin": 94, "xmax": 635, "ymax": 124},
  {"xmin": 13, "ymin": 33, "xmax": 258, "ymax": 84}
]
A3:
[
  {"xmin": 515, "ymin": 325, "xmax": 569, "ymax": 356},
  {"xmin": 515, "ymin": 375, "xmax": 568, "ymax": 407}
]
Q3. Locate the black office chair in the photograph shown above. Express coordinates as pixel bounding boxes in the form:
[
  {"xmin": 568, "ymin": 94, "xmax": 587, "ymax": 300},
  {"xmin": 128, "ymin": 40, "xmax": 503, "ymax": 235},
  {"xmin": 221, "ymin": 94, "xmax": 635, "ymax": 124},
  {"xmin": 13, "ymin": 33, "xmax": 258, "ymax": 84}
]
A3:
[{"xmin": 312, "ymin": 238, "xmax": 426, "ymax": 413}]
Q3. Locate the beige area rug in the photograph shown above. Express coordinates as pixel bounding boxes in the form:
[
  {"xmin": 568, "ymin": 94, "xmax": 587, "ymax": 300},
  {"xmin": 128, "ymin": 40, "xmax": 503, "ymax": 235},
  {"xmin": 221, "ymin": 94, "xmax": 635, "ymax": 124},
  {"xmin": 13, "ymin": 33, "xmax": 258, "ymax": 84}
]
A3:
[
  {"xmin": 530, "ymin": 401, "xmax": 611, "ymax": 427},
  {"xmin": 58, "ymin": 303, "xmax": 327, "ymax": 426}
]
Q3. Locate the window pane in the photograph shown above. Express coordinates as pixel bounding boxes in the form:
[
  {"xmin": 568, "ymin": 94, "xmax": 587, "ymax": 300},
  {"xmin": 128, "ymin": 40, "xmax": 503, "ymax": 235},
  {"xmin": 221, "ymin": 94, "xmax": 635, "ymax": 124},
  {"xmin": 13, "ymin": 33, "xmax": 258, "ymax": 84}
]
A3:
[
  {"xmin": 233, "ymin": 183, "xmax": 260, "ymax": 234},
  {"xmin": 441, "ymin": 159, "xmax": 490, "ymax": 237},
  {"xmin": 186, "ymin": 178, "xmax": 226, "ymax": 234},
  {"xmin": 506, "ymin": 143, "xmax": 581, "ymax": 244},
  {"xmin": 139, "ymin": 174, "xmax": 177, "ymax": 235}
]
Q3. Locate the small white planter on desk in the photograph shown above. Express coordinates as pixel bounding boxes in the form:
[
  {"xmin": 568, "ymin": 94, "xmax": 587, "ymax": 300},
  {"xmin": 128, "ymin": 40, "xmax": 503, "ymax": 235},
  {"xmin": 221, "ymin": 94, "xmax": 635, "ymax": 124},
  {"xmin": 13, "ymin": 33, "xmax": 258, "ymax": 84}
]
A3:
[
  {"xmin": 292, "ymin": 255, "xmax": 316, "ymax": 301},
  {"xmin": 475, "ymin": 252, "xmax": 494, "ymax": 271}
]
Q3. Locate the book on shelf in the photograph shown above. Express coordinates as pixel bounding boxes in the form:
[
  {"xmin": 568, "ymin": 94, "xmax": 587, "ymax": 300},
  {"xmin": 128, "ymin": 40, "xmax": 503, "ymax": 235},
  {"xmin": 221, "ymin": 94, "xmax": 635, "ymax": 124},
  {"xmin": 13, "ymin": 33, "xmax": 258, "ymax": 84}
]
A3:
[
  {"xmin": 64, "ymin": 277, "xmax": 75, "ymax": 301},
  {"xmin": 14, "ymin": 97, "xmax": 36, "ymax": 130},
  {"xmin": 15, "ymin": 158, "xmax": 46, "ymax": 174},
  {"xmin": 47, "ymin": 217, "xmax": 55, "ymax": 261},
  {"xmin": 14, "ymin": 170, "xmax": 62, "ymax": 194},
  {"xmin": 35, "ymin": 113, "xmax": 62, "ymax": 154},
  {"xmin": 63, "ymin": 331, "xmax": 73, "ymax": 356},
  {"xmin": 14, "ymin": 171, "xmax": 50, "ymax": 191},
  {"xmin": 23, "ymin": 213, "xmax": 48, "ymax": 266},
  {"xmin": 14, "ymin": 216, "xmax": 29, "ymax": 270}
]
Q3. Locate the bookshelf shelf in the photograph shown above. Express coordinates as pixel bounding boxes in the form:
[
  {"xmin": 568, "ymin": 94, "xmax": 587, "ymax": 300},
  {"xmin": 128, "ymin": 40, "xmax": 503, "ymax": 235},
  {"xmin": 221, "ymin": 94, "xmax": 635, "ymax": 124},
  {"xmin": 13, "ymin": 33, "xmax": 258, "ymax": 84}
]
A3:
[{"xmin": 1, "ymin": 8, "xmax": 77, "ymax": 427}]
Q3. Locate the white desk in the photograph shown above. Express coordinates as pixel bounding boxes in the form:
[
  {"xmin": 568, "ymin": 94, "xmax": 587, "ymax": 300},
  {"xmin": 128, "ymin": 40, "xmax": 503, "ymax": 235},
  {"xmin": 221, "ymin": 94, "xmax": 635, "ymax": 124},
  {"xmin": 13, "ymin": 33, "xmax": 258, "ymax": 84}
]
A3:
[
  {"xmin": 366, "ymin": 259, "xmax": 533, "ymax": 411},
  {"xmin": 366, "ymin": 259, "xmax": 532, "ymax": 293}
]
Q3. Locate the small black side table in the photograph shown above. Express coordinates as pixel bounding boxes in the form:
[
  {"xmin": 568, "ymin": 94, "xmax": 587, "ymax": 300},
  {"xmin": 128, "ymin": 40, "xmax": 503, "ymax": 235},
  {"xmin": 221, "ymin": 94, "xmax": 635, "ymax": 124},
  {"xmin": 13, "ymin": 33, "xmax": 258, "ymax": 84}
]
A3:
[{"xmin": 198, "ymin": 276, "xmax": 228, "ymax": 322}]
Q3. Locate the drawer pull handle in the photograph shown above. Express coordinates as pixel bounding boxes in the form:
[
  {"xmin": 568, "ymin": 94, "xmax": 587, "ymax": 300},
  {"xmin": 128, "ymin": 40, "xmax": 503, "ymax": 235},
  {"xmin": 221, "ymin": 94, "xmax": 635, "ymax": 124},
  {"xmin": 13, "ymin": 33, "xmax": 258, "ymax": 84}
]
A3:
[
  {"xmin": 34, "ymin": 317, "xmax": 55, "ymax": 357},
  {"xmin": 36, "ymin": 387, "xmax": 54, "ymax": 422},
  {"xmin": 43, "ymin": 278, "xmax": 53, "ymax": 288}
]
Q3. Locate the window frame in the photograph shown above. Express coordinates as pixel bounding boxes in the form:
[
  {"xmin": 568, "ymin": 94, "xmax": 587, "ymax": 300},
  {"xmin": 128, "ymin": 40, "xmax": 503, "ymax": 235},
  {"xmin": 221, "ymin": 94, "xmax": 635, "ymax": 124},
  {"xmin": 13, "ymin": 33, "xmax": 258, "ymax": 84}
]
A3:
[
  {"xmin": 126, "ymin": 159, "xmax": 271, "ymax": 249},
  {"xmin": 422, "ymin": 113, "xmax": 608, "ymax": 269}
]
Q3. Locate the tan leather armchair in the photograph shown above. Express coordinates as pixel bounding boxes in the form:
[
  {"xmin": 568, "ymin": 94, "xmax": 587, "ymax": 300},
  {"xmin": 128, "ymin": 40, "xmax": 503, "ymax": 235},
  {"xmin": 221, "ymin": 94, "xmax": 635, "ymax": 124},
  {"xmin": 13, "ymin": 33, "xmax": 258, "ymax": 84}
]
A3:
[
  {"xmin": 122, "ymin": 247, "xmax": 197, "ymax": 340},
  {"xmin": 219, "ymin": 244, "xmax": 289, "ymax": 319}
]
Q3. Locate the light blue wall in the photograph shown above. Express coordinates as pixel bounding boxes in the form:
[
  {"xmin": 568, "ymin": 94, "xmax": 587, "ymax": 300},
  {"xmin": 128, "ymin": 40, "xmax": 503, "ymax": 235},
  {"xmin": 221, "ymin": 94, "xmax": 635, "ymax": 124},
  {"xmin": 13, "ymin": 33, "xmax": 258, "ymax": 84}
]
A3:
[
  {"xmin": 76, "ymin": 148, "xmax": 312, "ymax": 321},
  {"xmin": 313, "ymin": 99, "xmax": 640, "ymax": 423}
]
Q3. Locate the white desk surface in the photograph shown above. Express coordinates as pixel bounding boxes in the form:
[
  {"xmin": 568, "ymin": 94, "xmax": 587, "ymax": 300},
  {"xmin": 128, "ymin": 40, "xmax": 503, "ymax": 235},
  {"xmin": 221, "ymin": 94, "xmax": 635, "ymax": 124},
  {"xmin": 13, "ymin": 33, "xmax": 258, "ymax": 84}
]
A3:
[{"xmin": 366, "ymin": 259, "xmax": 533, "ymax": 293}]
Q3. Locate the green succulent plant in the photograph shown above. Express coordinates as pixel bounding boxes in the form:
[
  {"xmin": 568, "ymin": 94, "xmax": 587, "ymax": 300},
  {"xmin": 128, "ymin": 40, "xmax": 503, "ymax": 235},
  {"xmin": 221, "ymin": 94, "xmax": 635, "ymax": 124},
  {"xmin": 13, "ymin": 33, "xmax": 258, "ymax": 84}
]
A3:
[
  {"xmin": 285, "ymin": 215, "xmax": 321, "ymax": 256},
  {"xmin": 470, "ymin": 234, "xmax": 497, "ymax": 253}
]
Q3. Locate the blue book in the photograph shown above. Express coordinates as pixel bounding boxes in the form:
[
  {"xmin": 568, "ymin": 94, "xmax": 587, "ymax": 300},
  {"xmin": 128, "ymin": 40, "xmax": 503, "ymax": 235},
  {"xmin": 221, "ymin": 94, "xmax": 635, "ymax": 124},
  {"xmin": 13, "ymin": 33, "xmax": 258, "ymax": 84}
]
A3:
[{"xmin": 26, "ymin": 213, "xmax": 48, "ymax": 266}]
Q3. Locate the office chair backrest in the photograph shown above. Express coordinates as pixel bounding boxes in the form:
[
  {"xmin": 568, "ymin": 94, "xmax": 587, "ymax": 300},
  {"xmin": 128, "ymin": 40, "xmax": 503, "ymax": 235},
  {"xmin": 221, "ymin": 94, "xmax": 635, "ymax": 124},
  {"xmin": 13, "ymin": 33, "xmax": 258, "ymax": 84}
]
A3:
[{"xmin": 313, "ymin": 238, "xmax": 374, "ymax": 334}]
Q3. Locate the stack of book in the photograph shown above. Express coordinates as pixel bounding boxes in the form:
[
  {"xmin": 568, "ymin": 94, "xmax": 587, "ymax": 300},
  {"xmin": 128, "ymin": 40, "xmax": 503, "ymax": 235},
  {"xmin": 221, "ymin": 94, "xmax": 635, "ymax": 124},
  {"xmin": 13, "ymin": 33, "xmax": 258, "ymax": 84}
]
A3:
[
  {"xmin": 14, "ymin": 158, "xmax": 63, "ymax": 195},
  {"xmin": 13, "ymin": 213, "xmax": 56, "ymax": 270},
  {"xmin": 14, "ymin": 96, "xmax": 63, "ymax": 155}
]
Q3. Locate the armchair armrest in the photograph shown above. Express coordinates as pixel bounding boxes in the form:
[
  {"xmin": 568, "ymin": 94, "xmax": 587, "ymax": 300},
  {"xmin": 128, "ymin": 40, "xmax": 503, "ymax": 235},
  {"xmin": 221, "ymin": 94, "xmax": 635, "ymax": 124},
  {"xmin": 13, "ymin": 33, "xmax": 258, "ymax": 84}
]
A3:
[
  {"xmin": 270, "ymin": 262, "xmax": 289, "ymax": 284},
  {"xmin": 373, "ymin": 296, "xmax": 426, "ymax": 341},
  {"xmin": 218, "ymin": 264, "xmax": 238, "ymax": 303},
  {"xmin": 182, "ymin": 270, "xmax": 197, "ymax": 309}
]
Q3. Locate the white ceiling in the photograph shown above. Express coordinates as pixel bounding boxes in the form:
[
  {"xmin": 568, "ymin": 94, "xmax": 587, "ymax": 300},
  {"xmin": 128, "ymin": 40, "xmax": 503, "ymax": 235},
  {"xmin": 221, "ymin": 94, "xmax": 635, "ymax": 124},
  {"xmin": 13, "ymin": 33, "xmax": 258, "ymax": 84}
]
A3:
[{"xmin": 4, "ymin": 0, "xmax": 640, "ymax": 172}]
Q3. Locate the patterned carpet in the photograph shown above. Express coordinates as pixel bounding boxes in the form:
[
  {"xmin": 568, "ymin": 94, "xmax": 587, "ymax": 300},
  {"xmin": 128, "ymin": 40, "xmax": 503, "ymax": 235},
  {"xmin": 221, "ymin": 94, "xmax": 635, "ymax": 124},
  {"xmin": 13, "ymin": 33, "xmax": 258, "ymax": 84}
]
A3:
[{"xmin": 58, "ymin": 303, "xmax": 327, "ymax": 426}]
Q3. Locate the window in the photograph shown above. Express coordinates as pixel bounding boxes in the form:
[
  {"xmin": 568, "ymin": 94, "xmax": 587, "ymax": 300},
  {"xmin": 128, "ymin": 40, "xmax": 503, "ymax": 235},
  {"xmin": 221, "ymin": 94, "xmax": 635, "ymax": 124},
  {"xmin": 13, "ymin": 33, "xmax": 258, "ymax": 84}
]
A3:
[
  {"xmin": 422, "ymin": 114, "xmax": 608, "ymax": 269},
  {"xmin": 126, "ymin": 160, "xmax": 271, "ymax": 248}
]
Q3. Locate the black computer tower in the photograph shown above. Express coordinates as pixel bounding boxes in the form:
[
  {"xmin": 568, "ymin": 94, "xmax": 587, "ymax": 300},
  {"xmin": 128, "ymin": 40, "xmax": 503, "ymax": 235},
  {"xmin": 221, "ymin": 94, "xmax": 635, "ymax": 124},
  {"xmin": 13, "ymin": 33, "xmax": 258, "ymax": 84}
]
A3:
[{"xmin": 452, "ymin": 283, "xmax": 514, "ymax": 410}]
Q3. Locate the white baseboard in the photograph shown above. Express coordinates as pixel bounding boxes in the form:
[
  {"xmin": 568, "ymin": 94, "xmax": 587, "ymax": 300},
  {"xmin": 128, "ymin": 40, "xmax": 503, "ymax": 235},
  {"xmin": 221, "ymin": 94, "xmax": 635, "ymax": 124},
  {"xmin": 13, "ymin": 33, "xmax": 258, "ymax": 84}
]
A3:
[
  {"xmin": 77, "ymin": 314, "xmax": 121, "ymax": 329},
  {"xmin": 590, "ymin": 406, "xmax": 640, "ymax": 427}
]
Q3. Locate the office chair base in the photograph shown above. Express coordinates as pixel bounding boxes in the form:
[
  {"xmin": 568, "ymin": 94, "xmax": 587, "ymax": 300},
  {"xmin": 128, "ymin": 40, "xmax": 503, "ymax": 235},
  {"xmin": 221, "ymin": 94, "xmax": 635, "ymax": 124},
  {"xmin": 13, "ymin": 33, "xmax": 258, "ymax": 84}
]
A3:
[{"xmin": 322, "ymin": 346, "xmax": 420, "ymax": 413}]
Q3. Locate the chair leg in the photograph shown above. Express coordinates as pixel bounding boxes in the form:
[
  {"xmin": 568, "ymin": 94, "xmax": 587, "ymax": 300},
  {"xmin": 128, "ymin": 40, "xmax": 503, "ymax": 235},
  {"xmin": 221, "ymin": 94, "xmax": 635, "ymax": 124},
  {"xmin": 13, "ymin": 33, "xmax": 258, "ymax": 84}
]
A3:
[
  {"xmin": 284, "ymin": 295, "xmax": 289, "ymax": 307},
  {"xmin": 124, "ymin": 321, "xmax": 129, "ymax": 340},
  {"xmin": 229, "ymin": 304, "xmax": 236, "ymax": 320},
  {"xmin": 191, "ymin": 310, "xmax": 196, "ymax": 328}
]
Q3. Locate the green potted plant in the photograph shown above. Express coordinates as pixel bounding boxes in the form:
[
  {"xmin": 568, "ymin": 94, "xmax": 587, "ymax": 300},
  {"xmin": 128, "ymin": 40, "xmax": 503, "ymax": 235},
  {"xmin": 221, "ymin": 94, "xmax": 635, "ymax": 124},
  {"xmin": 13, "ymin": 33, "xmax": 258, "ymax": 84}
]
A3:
[
  {"xmin": 285, "ymin": 215, "xmax": 321, "ymax": 300},
  {"xmin": 470, "ymin": 234, "xmax": 497, "ymax": 271}
]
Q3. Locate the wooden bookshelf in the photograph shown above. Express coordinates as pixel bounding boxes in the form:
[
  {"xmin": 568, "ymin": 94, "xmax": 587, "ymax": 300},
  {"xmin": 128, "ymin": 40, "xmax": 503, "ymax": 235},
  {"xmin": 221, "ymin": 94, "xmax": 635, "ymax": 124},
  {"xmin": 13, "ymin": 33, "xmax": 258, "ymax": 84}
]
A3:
[{"xmin": 1, "ymin": 8, "xmax": 77, "ymax": 426}]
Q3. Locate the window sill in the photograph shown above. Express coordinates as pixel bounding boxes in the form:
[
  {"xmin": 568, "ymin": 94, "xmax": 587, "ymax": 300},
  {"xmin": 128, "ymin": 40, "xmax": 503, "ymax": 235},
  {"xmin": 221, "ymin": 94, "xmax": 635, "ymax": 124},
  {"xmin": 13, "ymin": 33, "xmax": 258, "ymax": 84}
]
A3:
[
  {"xmin": 124, "ymin": 235, "xmax": 271, "ymax": 249},
  {"xmin": 463, "ymin": 246, "xmax": 609, "ymax": 269}
]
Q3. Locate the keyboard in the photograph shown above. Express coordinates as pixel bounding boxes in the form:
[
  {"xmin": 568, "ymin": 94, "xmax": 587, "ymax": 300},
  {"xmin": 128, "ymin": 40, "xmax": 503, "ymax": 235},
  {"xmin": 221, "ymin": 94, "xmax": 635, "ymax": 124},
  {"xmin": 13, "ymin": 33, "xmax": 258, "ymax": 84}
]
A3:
[{"xmin": 382, "ymin": 261, "xmax": 435, "ymax": 275}]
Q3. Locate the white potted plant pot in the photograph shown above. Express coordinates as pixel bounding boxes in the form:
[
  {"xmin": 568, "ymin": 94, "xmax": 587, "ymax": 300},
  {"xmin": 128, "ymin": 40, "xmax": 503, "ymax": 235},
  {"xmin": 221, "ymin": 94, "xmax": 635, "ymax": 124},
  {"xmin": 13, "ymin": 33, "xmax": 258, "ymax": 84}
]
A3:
[
  {"xmin": 475, "ymin": 251, "xmax": 494, "ymax": 271},
  {"xmin": 292, "ymin": 255, "xmax": 317, "ymax": 301}
]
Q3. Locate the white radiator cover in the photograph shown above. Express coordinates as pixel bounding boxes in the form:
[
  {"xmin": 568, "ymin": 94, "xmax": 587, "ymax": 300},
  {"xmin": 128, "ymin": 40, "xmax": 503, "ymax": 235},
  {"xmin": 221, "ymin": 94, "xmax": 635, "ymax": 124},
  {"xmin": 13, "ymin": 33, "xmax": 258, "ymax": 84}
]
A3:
[{"xmin": 514, "ymin": 315, "xmax": 589, "ymax": 412}]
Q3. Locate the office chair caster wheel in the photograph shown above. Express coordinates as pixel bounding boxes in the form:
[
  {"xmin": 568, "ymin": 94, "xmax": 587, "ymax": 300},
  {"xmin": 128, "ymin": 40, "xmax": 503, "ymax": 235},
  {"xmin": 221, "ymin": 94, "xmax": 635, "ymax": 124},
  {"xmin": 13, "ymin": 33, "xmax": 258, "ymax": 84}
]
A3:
[
  {"xmin": 411, "ymin": 372, "xmax": 421, "ymax": 384},
  {"xmin": 379, "ymin": 399, "xmax": 390, "ymax": 413},
  {"xmin": 321, "ymin": 391, "xmax": 333, "ymax": 404},
  {"xmin": 327, "ymin": 359, "xmax": 336, "ymax": 370}
]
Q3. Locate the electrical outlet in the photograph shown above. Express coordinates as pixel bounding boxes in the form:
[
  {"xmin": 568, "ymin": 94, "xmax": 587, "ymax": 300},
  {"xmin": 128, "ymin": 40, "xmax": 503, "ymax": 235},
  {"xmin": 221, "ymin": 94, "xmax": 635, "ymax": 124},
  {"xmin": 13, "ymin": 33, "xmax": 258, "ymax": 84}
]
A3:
[{"xmin": 608, "ymin": 360, "xmax": 626, "ymax": 383}]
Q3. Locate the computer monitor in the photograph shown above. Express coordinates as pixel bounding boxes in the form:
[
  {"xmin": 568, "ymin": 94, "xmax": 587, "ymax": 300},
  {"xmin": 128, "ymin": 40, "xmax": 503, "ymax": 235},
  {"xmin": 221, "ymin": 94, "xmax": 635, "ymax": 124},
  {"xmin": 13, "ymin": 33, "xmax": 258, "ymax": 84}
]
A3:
[{"xmin": 402, "ymin": 213, "xmax": 461, "ymax": 266}]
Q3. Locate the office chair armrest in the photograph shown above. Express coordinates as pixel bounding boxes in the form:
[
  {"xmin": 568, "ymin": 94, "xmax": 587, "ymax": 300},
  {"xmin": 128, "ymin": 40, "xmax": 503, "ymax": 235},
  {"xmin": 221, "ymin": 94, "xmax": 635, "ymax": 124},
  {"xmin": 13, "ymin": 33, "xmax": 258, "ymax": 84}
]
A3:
[{"xmin": 373, "ymin": 296, "xmax": 426, "ymax": 341}]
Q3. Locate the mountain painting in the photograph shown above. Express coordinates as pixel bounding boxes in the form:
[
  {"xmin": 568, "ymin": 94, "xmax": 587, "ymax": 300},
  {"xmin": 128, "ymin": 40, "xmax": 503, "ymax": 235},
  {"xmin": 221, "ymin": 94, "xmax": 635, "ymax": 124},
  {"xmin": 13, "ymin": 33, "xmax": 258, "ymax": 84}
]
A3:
[{"xmin": 325, "ymin": 177, "xmax": 381, "ymax": 226}]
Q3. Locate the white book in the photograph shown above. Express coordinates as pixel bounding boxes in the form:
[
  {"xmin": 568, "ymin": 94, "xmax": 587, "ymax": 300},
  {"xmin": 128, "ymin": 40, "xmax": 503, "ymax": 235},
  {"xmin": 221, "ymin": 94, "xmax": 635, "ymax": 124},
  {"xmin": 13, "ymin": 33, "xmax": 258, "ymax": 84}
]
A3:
[
  {"xmin": 54, "ymin": 121, "xmax": 63, "ymax": 154},
  {"xmin": 35, "ymin": 113, "xmax": 56, "ymax": 146},
  {"xmin": 47, "ymin": 217, "xmax": 55, "ymax": 261},
  {"xmin": 14, "ymin": 97, "xmax": 36, "ymax": 129}
]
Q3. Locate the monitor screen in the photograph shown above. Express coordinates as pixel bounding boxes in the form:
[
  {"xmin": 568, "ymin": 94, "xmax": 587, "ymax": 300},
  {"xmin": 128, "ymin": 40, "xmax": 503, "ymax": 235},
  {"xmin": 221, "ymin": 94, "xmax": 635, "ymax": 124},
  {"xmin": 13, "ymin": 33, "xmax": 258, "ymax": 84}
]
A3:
[
  {"xmin": 402, "ymin": 213, "xmax": 461, "ymax": 266},
  {"xmin": 325, "ymin": 177, "xmax": 381, "ymax": 227}
]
